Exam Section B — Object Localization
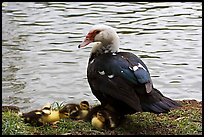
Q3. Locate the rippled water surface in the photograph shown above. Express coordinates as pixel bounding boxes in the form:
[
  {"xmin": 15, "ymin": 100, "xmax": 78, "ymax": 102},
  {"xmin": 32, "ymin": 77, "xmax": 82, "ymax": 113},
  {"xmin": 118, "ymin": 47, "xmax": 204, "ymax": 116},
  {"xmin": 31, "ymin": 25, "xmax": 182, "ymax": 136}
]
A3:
[{"xmin": 2, "ymin": 2, "xmax": 202, "ymax": 112}]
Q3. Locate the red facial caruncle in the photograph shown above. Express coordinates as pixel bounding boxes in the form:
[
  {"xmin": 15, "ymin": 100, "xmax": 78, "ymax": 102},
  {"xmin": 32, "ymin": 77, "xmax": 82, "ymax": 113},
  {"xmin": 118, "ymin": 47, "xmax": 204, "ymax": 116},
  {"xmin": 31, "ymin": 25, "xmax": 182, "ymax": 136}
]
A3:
[{"xmin": 78, "ymin": 30, "xmax": 100, "ymax": 48}]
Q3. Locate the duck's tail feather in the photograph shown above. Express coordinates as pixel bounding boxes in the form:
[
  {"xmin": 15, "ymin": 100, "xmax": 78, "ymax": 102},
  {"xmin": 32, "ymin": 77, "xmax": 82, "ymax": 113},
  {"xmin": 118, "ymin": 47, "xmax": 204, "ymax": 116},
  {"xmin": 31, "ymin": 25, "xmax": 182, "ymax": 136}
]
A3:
[{"xmin": 140, "ymin": 88, "xmax": 182, "ymax": 114}]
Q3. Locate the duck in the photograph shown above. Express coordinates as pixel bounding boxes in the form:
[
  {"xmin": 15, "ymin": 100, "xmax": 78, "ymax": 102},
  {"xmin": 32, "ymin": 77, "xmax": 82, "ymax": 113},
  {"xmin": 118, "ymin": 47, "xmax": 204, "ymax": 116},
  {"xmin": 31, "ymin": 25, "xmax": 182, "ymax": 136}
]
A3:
[
  {"xmin": 78, "ymin": 24, "xmax": 181, "ymax": 116},
  {"xmin": 91, "ymin": 108, "xmax": 120, "ymax": 130},
  {"xmin": 59, "ymin": 100, "xmax": 90, "ymax": 120}
]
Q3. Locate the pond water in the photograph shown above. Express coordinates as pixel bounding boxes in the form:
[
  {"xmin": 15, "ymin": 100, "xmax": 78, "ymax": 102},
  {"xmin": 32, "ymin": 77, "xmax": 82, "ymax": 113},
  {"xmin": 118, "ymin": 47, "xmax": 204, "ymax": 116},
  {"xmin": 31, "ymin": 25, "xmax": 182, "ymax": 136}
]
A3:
[{"xmin": 2, "ymin": 2, "xmax": 202, "ymax": 112}]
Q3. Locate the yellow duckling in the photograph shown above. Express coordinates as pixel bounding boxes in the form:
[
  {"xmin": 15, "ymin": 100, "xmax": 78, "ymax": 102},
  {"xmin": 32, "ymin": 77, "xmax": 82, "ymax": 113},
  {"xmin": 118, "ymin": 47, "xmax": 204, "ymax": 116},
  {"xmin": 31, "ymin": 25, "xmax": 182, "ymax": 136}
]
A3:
[
  {"xmin": 59, "ymin": 101, "xmax": 90, "ymax": 120},
  {"xmin": 91, "ymin": 109, "xmax": 120, "ymax": 130},
  {"xmin": 21, "ymin": 103, "xmax": 69, "ymax": 126},
  {"xmin": 40, "ymin": 103, "xmax": 69, "ymax": 124},
  {"xmin": 91, "ymin": 111, "xmax": 106, "ymax": 130}
]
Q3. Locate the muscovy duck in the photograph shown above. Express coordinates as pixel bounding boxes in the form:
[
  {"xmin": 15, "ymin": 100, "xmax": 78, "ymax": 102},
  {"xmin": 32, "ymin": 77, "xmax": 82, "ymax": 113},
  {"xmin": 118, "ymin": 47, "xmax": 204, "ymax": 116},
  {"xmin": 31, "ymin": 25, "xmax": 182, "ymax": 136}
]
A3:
[{"xmin": 78, "ymin": 24, "xmax": 181, "ymax": 115}]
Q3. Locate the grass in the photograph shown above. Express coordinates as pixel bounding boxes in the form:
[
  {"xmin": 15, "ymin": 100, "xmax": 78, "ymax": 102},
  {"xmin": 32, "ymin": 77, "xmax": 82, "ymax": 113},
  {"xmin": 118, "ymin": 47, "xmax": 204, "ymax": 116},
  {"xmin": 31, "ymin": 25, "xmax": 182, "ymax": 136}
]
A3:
[{"xmin": 2, "ymin": 100, "xmax": 202, "ymax": 135}]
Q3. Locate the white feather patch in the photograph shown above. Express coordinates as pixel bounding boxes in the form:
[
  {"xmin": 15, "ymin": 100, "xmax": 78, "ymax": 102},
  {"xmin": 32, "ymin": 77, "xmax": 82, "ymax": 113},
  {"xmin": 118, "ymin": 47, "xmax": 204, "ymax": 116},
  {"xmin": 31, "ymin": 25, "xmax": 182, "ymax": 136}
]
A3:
[
  {"xmin": 138, "ymin": 63, "xmax": 147, "ymax": 71},
  {"xmin": 112, "ymin": 52, "xmax": 117, "ymax": 56},
  {"xmin": 108, "ymin": 74, "xmax": 114, "ymax": 78},
  {"xmin": 98, "ymin": 71, "xmax": 105, "ymax": 75},
  {"xmin": 130, "ymin": 63, "xmax": 147, "ymax": 72},
  {"xmin": 133, "ymin": 66, "xmax": 138, "ymax": 71},
  {"xmin": 129, "ymin": 66, "xmax": 133, "ymax": 71},
  {"xmin": 90, "ymin": 59, "xmax": 95, "ymax": 64}
]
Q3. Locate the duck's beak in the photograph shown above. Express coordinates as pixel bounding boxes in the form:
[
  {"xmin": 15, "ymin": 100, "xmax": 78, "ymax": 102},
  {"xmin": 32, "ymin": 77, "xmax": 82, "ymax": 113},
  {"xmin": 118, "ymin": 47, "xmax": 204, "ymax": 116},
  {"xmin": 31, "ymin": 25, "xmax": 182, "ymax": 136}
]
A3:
[
  {"xmin": 78, "ymin": 38, "xmax": 93, "ymax": 48},
  {"xmin": 78, "ymin": 32, "xmax": 95, "ymax": 48}
]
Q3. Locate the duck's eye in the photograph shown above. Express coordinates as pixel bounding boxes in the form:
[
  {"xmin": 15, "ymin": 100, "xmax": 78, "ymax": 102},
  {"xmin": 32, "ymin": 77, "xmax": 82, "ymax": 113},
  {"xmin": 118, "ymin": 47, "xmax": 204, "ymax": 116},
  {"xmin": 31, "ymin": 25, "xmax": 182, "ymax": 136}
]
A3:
[{"xmin": 95, "ymin": 30, "xmax": 100, "ymax": 34}]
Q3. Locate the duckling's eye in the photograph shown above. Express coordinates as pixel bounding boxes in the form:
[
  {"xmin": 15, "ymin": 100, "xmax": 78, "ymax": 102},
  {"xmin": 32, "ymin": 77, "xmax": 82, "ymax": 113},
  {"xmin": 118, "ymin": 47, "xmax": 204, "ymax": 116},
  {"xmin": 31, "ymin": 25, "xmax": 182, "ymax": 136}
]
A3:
[
  {"xmin": 64, "ymin": 113, "xmax": 69, "ymax": 116},
  {"xmin": 82, "ymin": 104, "xmax": 88, "ymax": 108}
]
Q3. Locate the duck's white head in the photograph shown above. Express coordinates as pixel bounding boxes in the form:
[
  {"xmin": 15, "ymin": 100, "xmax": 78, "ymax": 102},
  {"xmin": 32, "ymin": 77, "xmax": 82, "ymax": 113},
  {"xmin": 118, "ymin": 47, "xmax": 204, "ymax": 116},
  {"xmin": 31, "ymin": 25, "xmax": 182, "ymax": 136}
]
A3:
[{"xmin": 78, "ymin": 24, "xmax": 120, "ymax": 55}]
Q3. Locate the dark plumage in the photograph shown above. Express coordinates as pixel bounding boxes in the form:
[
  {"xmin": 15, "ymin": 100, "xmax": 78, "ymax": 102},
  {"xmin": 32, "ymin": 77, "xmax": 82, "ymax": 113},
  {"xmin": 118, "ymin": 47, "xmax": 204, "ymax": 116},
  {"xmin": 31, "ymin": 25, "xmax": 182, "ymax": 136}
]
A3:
[{"xmin": 21, "ymin": 110, "xmax": 44, "ymax": 126}]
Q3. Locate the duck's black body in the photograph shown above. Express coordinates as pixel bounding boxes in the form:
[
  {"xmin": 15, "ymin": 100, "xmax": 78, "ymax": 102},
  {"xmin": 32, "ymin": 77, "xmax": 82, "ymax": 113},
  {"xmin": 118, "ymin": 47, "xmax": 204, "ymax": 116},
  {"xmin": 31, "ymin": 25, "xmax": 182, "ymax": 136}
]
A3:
[{"xmin": 87, "ymin": 52, "xmax": 181, "ymax": 115}]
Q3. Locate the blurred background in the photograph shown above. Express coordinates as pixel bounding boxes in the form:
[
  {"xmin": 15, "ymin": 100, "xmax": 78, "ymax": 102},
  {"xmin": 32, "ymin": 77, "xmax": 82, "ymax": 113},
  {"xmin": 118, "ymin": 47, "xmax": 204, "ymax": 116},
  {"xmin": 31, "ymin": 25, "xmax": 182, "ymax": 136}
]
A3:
[{"xmin": 2, "ymin": 2, "xmax": 202, "ymax": 112}]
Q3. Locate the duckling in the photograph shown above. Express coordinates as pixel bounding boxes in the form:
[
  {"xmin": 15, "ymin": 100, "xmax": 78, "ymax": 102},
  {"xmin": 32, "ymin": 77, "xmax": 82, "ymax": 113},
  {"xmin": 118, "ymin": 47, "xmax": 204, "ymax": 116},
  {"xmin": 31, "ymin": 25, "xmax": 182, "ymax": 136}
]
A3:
[
  {"xmin": 20, "ymin": 103, "xmax": 53, "ymax": 126},
  {"xmin": 21, "ymin": 109, "xmax": 44, "ymax": 126},
  {"xmin": 91, "ymin": 109, "xmax": 119, "ymax": 130},
  {"xmin": 59, "ymin": 103, "xmax": 79, "ymax": 118},
  {"xmin": 59, "ymin": 101, "xmax": 90, "ymax": 120},
  {"xmin": 76, "ymin": 100, "xmax": 90, "ymax": 120},
  {"xmin": 40, "ymin": 103, "xmax": 69, "ymax": 124},
  {"xmin": 91, "ymin": 111, "xmax": 106, "ymax": 130},
  {"xmin": 84, "ymin": 104, "xmax": 104, "ymax": 122}
]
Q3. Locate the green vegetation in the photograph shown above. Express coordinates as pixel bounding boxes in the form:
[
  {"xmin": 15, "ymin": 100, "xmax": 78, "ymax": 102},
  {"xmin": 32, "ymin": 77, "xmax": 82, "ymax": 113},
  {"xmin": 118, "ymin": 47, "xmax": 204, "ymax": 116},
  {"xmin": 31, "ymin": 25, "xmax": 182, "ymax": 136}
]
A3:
[{"xmin": 2, "ymin": 100, "xmax": 202, "ymax": 135}]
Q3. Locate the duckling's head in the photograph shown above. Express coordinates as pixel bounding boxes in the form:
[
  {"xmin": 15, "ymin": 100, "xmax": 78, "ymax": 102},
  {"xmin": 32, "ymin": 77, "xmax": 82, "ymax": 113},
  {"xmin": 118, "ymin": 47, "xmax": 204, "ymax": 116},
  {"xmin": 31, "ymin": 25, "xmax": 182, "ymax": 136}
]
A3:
[
  {"xmin": 91, "ymin": 111, "xmax": 107, "ymax": 130},
  {"xmin": 80, "ymin": 101, "xmax": 89, "ymax": 110},
  {"xmin": 59, "ymin": 104, "xmax": 80, "ymax": 118},
  {"xmin": 58, "ymin": 107, "xmax": 70, "ymax": 119},
  {"xmin": 96, "ymin": 111, "xmax": 106, "ymax": 122},
  {"xmin": 41, "ymin": 103, "xmax": 52, "ymax": 115}
]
